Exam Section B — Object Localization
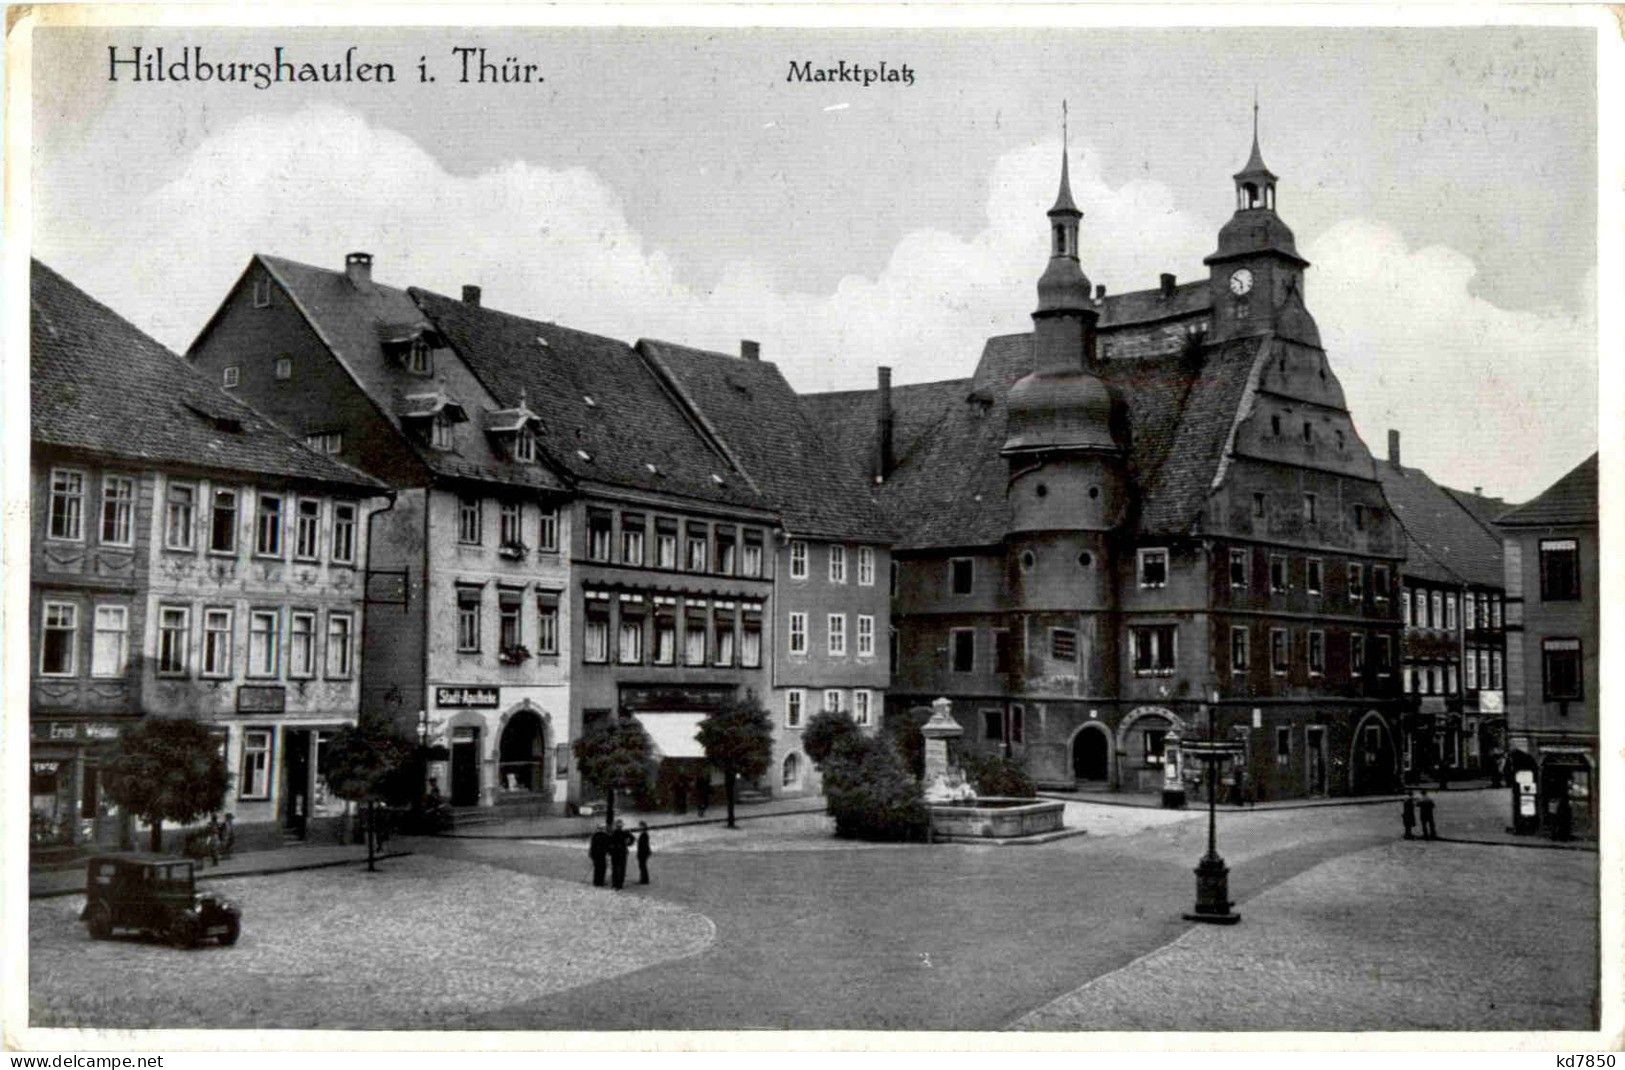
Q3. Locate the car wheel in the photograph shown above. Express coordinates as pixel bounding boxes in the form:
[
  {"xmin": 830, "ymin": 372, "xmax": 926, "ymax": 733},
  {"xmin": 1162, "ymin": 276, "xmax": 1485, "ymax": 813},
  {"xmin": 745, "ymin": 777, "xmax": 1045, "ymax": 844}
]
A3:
[
  {"xmin": 85, "ymin": 903, "xmax": 112, "ymax": 940},
  {"xmin": 167, "ymin": 914, "xmax": 202, "ymax": 950},
  {"xmin": 220, "ymin": 917, "xmax": 240, "ymax": 947}
]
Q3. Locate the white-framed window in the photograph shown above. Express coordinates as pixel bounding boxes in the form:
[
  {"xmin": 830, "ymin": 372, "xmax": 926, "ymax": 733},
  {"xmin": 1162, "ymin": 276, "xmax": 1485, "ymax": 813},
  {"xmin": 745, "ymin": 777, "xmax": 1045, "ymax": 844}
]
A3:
[
  {"xmin": 327, "ymin": 612, "xmax": 354, "ymax": 678},
  {"xmin": 621, "ymin": 517, "xmax": 646, "ymax": 566},
  {"xmin": 741, "ymin": 531, "xmax": 764, "ymax": 577},
  {"xmin": 785, "ymin": 689, "xmax": 804, "ymax": 728},
  {"xmin": 47, "ymin": 468, "xmax": 86, "ymax": 541},
  {"xmin": 100, "ymin": 475, "xmax": 135, "ymax": 546},
  {"xmin": 1347, "ymin": 563, "xmax": 1363, "ymax": 606},
  {"xmin": 274, "ymin": 356, "xmax": 293, "ymax": 380},
  {"xmin": 685, "ymin": 523, "xmax": 709, "ymax": 572},
  {"xmin": 248, "ymin": 610, "xmax": 280, "ymax": 678},
  {"xmin": 255, "ymin": 494, "xmax": 283, "ymax": 557},
  {"xmin": 513, "ymin": 427, "xmax": 537, "ymax": 463},
  {"xmin": 1308, "ymin": 630, "xmax": 1325, "ymax": 676},
  {"xmin": 90, "ymin": 604, "xmax": 129, "ymax": 678},
  {"xmin": 404, "ymin": 339, "xmax": 432, "ymax": 376},
  {"xmin": 304, "ymin": 431, "xmax": 342, "ymax": 455},
  {"xmin": 857, "ymin": 615, "xmax": 875, "ymax": 657},
  {"xmin": 209, "ymin": 489, "xmax": 238, "ymax": 553},
  {"xmin": 619, "ymin": 615, "xmax": 644, "ymax": 665},
  {"xmin": 40, "ymin": 601, "xmax": 79, "ymax": 676},
  {"xmin": 853, "ymin": 689, "xmax": 872, "ymax": 727},
  {"xmin": 1137, "ymin": 548, "xmax": 1168, "ymax": 589},
  {"xmin": 157, "ymin": 605, "xmax": 190, "ymax": 676},
  {"xmin": 742, "ymin": 607, "xmax": 762, "ymax": 668},
  {"xmin": 829, "ymin": 544, "xmax": 847, "ymax": 584},
  {"xmin": 457, "ymin": 587, "xmax": 482, "ymax": 653},
  {"xmin": 223, "ymin": 366, "xmax": 240, "ymax": 389},
  {"xmin": 655, "ymin": 520, "xmax": 678, "ymax": 568},
  {"xmin": 827, "ymin": 613, "xmax": 847, "ymax": 656},
  {"xmin": 789, "ymin": 540, "xmax": 808, "ymax": 579},
  {"xmin": 294, "ymin": 499, "xmax": 322, "ymax": 560},
  {"xmin": 538, "ymin": 507, "xmax": 559, "ymax": 551},
  {"xmin": 1492, "ymin": 650, "xmax": 1503, "ymax": 689},
  {"xmin": 1403, "ymin": 665, "xmax": 1415, "ymax": 694},
  {"xmin": 1431, "ymin": 591, "xmax": 1443, "ymax": 629},
  {"xmin": 788, "ymin": 612, "xmax": 807, "ymax": 655},
  {"xmin": 288, "ymin": 611, "xmax": 316, "ymax": 679},
  {"xmin": 332, "ymin": 501, "xmax": 357, "ymax": 564},
  {"xmin": 713, "ymin": 607, "xmax": 735, "ymax": 667},
  {"xmin": 824, "ymin": 689, "xmax": 843, "ymax": 714},
  {"xmin": 165, "ymin": 481, "xmax": 197, "ymax": 550},
  {"xmin": 858, "ymin": 546, "xmax": 875, "ymax": 586},
  {"xmin": 1445, "ymin": 592, "xmax": 1458, "ymax": 632},
  {"xmin": 1465, "ymin": 650, "xmax": 1478, "ymax": 690},
  {"xmin": 1445, "ymin": 661, "xmax": 1457, "ymax": 693},
  {"xmin": 536, "ymin": 592, "xmax": 560, "ymax": 655},
  {"xmin": 1306, "ymin": 558, "xmax": 1323, "ymax": 596},
  {"xmin": 782, "ymin": 752, "xmax": 802, "ymax": 790},
  {"xmin": 715, "ymin": 528, "xmax": 736, "ymax": 575},
  {"xmin": 684, "ymin": 611, "xmax": 707, "ymax": 666},
  {"xmin": 585, "ymin": 608, "xmax": 611, "ymax": 664},
  {"xmin": 1230, "ymin": 626, "xmax": 1249, "ymax": 672},
  {"xmin": 653, "ymin": 606, "xmax": 676, "ymax": 665},
  {"xmin": 240, "ymin": 729, "xmax": 273, "ymax": 800},
  {"xmin": 500, "ymin": 501, "xmax": 524, "ymax": 548},
  {"xmin": 203, "ymin": 607, "xmax": 234, "ymax": 679},
  {"xmin": 459, "ymin": 497, "xmax": 483, "ymax": 545},
  {"xmin": 1401, "ymin": 588, "xmax": 1412, "ymax": 626}
]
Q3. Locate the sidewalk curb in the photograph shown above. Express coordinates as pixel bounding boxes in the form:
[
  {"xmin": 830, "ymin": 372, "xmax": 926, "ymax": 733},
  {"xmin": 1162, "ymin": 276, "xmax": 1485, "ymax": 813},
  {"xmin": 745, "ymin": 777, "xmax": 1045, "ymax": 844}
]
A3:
[
  {"xmin": 439, "ymin": 805, "xmax": 830, "ymax": 841},
  {"xmin": 29, "ymin": 850, "xmax": 415, "ymax": 901},
  {"xmin": 1431, "ymin": 836, "xmax": 1597, "ymax": 853},
  {"xmin": 1039, "ymin": 792, "xmax": 1406, "ymax": 813}
]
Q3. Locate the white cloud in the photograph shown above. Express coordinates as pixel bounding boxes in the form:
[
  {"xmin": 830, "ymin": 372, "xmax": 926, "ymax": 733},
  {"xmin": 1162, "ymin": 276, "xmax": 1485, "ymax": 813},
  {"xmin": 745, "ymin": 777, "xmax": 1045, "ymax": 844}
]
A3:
[{"xmin": 36, "ymin": 104, "xmax": 1592, "ymax": 502}]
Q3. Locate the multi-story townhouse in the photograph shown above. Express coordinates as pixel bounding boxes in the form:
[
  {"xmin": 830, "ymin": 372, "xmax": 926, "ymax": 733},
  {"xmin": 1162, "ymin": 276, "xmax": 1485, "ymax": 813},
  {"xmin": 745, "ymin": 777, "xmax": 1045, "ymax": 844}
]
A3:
[
  {"xmin": 187, "ymin": 255, "xmax": 573, "ymax": 812},
  {"xmin": 806, "ymin": 130, "xmax": 1405, "ymax": 799},
  {"xmin": 1497, "ymin": 454, "xmax": 1598, "ymax": 835},
  {"xmin": 409, "ymin": 291, "xmax": 783, "ymax": 807},
  {"xmin": 1376, "ymin": 430, "xmax": 1511, "ymax": 781},
  {"xmin": 31, "ymin": 261, "xmax": 386, "ymax": 852},
  {"xmin": 635, "ymin": 340, "xmax": 892, "ymax": 796}
]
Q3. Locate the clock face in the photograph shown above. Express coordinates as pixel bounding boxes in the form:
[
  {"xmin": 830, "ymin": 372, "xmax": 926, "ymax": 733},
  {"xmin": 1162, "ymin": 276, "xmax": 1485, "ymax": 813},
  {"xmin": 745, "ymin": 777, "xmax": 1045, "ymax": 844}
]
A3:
[{"xmin": 1229, "ymin": 269, "xmax": 1255, "ymax": 296}]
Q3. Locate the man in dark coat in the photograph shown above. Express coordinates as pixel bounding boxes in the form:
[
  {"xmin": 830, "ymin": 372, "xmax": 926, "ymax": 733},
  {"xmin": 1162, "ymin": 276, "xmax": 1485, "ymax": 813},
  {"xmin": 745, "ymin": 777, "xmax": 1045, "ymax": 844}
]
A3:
[
  {"xmin": 588, "ymin": 827, "xmax": 610, "ymax": 887},
  {"xmin": 636, "ymin": 821, "xmax": 652, "ymax": 885},
  {"xmin": 1401, "ymin": 794, "xmax": 1416, "ymax": 840},
  {"xmin": 1418, "ymin": 790, "xmax": 1437, "ymax": 840},
  {"xmin": 695, "ymin": 775, "xmax": 710, "ymax": 817},
  {"xmin": 608, "ymin": 819, "xmax": 634, "ymax": 890}
]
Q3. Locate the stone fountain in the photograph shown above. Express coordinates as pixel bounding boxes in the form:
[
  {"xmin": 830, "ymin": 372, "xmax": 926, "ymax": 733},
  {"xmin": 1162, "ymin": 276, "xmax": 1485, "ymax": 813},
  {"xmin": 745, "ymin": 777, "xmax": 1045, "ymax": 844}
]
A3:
[{"xmin": 919, "ymin": 698, "xmax": 1073, "ymax": 844}]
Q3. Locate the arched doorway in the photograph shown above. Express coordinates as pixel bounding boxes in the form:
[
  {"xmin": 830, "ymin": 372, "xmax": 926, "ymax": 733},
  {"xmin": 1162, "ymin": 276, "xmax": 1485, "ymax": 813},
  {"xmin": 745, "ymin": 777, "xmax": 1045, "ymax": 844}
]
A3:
[
  {"xmin": 1116, "ymin": 707, "xmax": 1184, "ymax": 794},
  {"xmin": 1349, "ymin": 711, "xmax": 1398, "ymax": 795},
  {"xmin": 1072, "ymin": 724, "xmax": 1110, "ymax": 783},
  {"xmin": 497, "ymin": 710, "xmax": 546, "ymax": 793}
]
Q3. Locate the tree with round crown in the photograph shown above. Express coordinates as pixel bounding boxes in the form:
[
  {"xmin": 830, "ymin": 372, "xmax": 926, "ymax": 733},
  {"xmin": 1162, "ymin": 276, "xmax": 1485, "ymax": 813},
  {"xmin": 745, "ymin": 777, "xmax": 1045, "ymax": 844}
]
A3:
[
  {"xmin": 572, "ymin": 717, "xmax": 653, "ymax": 828},
  {"xmin": 104, "ymin": 717, "xmax": 231, "ymax": 854},
  {"xmin": 697, "ymin": 690, "xmax": 774, "ymax": 829}
]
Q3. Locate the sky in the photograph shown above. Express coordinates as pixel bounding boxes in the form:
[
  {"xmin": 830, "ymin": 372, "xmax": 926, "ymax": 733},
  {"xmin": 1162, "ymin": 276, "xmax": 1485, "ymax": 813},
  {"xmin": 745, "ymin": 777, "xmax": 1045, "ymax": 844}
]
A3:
[{"xmin": 31, "ymin": 22, "xmax": 1600, "ymax": 503}]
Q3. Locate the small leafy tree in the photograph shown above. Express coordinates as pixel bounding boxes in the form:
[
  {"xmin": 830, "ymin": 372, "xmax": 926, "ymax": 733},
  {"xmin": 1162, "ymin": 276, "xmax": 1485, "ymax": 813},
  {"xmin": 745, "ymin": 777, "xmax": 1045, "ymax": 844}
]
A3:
[
  {"xmin": 820, "ymin": 733, "xmax": 928, "ymax": 842},
  {"xmin": 325, "ymin": 712, "xmax": 417, "ymax": 871},
  {"xmin": 697, "ymin": 690, "xmax": 774, "ymax": 828},
  {"xmin": 573, "ymin": 718, "xmax": 653, "ymax": 827},
  {"xmin": 802, "ymin": 708, "xmax": 861, "ymax": 768},
  {"xmin": 104, "ymin": 717, "xmax": 230, "ymax": 853},
  {"xmin": 961, "ymin": 753, "xmax": 1037, "ymax": 798}
]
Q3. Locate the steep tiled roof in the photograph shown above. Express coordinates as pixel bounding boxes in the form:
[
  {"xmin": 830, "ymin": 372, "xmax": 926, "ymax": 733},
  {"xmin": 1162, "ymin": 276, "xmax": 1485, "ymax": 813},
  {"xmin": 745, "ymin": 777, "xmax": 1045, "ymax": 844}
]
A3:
[
  {"xmin": 1096, "ymin": 279, "xmax": 1210, "ymax": 330},
  {"xmin": 253, "ymin": 255, "xmax": 566, "ymax": 494},
  {"xmin": 1442, "ymin": 486, "xmax": 1516, "ymax": 535},
  {"xmin": 637, "ymin": 340, "xmax": 891, "ymax": 541},
  {"xmin": 410, "ymin": 289, "xmax": 765, "ymax": 511},
  {"xmin": 32, "ymin": 260, "xmax": 383, "ymax": 493},
  {"xmin": 1496, "ymin": 454, "xmax": 1598, "ymax": 528},
  {"xmin": 802, "ymin": 331, "xmax": 1267, "ymax": 550},
  {"xmin": 1376, "ymin": 461, "xmax": 1505, "ymax": 587}
]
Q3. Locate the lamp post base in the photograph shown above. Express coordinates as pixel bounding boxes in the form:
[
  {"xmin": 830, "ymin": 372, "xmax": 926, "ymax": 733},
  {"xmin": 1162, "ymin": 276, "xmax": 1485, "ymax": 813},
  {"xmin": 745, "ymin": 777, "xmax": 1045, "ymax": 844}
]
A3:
[{"xmin": 1183, "ymin": 852, "xmax": 1240, "ymax": 924}]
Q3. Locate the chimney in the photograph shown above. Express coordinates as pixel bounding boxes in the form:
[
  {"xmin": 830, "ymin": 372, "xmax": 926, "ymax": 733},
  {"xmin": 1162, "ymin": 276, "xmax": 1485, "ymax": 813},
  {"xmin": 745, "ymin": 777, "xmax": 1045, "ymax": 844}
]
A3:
[
  {"xmin": 461, "ymin": 284, "xmax": 482, "ymax": 307},
  {"xmin": 1094, "ymin": 284, "xmax": 1107, "ymax": 302},
  {"xmin": 345, "ymin": 252, "xmax": 373, "ymax": 287},
  {"xmin": 1474, "ymin": 486, "xmax": 1483, "ymax": 496},
  {"xmin": 1388, "ymin": 429, "xmax": 1401, "ymax": 466},
  {"xmin": 1160, "ymin": 273, "xmax": 1177, "ymax": 299},
  {"xmin": 740, "ymin": 339, "xmax": 760, "ymax": 362},
  {"xmin": 873, "ymin": 366, "xmax": 894, "ymax": 483}
]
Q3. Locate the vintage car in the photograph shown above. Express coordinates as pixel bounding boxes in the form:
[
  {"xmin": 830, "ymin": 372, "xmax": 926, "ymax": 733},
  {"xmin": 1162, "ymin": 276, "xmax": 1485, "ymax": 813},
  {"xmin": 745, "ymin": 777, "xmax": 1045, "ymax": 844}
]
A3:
[{"xmin": 81, "ymin": 854, "xmax": 241, "ymax": 948}]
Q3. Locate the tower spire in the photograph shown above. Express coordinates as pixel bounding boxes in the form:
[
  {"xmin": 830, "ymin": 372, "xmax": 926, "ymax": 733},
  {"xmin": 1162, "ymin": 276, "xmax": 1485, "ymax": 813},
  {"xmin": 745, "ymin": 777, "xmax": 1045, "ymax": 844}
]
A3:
[{"xmin": 1052, "ymin": 100, "xmax": 1079, "ymax": 216}]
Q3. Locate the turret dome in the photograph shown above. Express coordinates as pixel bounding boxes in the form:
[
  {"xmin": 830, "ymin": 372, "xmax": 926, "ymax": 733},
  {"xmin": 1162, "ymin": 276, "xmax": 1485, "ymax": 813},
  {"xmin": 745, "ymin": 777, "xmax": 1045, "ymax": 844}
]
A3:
[
  {"xmin": 1003, "ymin": 367, "xmax": 1118, "ymax": 454},
  {"xmin": 1209, "ymin": 210, "xmax": 1305, "ymax": 266}
]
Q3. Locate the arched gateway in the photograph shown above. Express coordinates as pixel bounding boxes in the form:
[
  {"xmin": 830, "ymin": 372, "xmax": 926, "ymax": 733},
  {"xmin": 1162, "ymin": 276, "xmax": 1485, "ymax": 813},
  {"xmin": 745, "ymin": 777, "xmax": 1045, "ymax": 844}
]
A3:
[
  {"xmin": 1071, "ymin": 722, "xmax": 1111, "ymax": 783},
  {"xmin": 497, "ymin": 707, "xmax": 548, "ymax": 794}
]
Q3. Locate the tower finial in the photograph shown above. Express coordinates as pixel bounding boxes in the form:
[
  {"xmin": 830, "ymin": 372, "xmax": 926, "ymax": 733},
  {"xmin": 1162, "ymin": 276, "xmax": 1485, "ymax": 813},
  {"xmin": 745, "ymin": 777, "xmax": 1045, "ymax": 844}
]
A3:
[
  {"xmin": 1063, "ymin": 99, "xmax": 1069, "ymax": 155},
  {"xmin": 1252, "ymin": 89, "xmax": 1259, "ymax": 146}
]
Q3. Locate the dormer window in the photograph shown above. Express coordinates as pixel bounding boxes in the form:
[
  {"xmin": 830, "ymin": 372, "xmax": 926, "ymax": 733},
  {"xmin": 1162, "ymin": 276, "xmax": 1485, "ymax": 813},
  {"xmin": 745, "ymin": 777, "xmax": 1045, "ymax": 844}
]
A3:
[
  {"xmin": 401, "ymin": 389, "xmax": 468, "ymax": 450},
  {"xmin": 379, "ymin": 323, "xmax": 439, "ymax": 376},
  {"xmin": 432, "ymin": 414, "xmax": 455, "ymax": 450},
  {"xmin": 514, "ymin": 427, "xmax": 536, "ymax": 463},
  {"xmin": 405, "ymin": 339, "xmax": 432, "ymax": 375}
]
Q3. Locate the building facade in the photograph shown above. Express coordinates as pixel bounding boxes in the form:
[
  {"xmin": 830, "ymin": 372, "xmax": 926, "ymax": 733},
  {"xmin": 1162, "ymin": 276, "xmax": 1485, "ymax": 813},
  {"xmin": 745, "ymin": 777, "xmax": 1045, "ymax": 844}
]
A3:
[
  {"xmin": 805, "ymin": 129, "xmax": 1406, "ymax": 800},
  {"xmin": 1497, "ymin": 454, "xmax": 1598, "ymax": 835},
  {"xmin": 31, "ymin": 261, "xmax": 386, "ymax": 852},
  {"xmin": 1376, "ymin": 430, "xmax": 1510, "ymax": 781}
]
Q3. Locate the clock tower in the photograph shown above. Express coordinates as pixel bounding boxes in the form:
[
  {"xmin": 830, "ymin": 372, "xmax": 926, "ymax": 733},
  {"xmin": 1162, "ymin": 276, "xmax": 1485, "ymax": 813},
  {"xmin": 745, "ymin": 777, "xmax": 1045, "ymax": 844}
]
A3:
[{"xmin": 1204, "ymin": 107, "xmax": 1310, "ymax": 343}]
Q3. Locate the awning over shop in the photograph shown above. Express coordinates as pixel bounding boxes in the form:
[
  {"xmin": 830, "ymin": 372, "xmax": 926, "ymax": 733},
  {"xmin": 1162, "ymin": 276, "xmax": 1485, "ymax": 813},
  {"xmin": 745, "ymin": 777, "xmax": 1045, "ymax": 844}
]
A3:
[{"xmin": 632, "ymin": 713, "xmax": 706, "ymax": 760}]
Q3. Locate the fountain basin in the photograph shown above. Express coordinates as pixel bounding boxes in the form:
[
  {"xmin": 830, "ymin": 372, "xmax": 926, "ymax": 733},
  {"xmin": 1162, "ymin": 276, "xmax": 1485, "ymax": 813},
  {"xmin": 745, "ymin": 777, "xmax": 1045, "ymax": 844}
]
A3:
[{"xmin": 928, "ymin": 796, "xmax": 1068, "ymax": 842}]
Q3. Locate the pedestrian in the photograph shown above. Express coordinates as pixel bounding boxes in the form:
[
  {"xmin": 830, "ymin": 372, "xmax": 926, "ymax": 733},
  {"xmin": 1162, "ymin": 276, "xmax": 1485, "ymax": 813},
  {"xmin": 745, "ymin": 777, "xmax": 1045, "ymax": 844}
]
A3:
[
  {"xmin": 1401, "ymin": 794, "xmax": 1416, "ymax": 840},
  {"xmin": 1488, "ymin": 751, "xmax": 1504, "ymax": 790},
  {"xmin": 636, "ymin": 821, "xmax": 652, "ymax": 885},
  {"xmin": 695, "ymin": 775, "xmax": 710, "ymax": 818},
  {"xmin": 1418, "ymin": 790, "xmax": 1437, "ymax": 840},
  {"xmin": 608, "ymin": 819, "xmax": 634, "ymax": 890},
  {"xmin": 206, "ymin": 814, "xmax": 222, "ymax": 866},
  {"xmin": 218, "ymin": 813, "xmax": 236, "ymax": 859},
  {"xmin": 588, "ymin": 826, "xmax": 610, "ymax": 887}
]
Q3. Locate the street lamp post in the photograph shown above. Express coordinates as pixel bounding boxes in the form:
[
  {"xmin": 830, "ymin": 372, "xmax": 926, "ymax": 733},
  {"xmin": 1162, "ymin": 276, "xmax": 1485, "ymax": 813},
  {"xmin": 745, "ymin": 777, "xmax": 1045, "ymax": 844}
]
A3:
[{"xmin": 1182, "ymin": 699, "xmax": 1240, "ymax": 925}]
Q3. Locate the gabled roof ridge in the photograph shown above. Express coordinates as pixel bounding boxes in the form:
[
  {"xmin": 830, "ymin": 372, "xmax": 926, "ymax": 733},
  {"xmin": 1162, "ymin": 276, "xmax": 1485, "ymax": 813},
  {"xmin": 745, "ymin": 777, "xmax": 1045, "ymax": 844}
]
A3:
[
  {"xmin": 633, "ymin": 342, "xmax": 763, "ymax": 497},
  {"xmin": 1496, "ymin": 453, "xmax": 1598, "ymax": 527}
]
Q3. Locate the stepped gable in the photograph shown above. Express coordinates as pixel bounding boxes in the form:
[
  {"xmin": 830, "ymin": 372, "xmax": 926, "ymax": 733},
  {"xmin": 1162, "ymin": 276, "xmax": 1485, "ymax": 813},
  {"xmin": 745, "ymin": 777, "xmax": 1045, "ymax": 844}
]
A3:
[
  {"xmin": 254, "ymin": 255, "xmax": 565, "ymax": 492},
  {"xmin": 635, "ymin": 339, "xmax": 892, "ymax": 541},
  {"xmin": 1377, "ymin": 460, "xmax": 1506, "ymax": 586},
  {"xmin": 409, "ymin": 288, "xmax": 763, "ymax": 510},
  {"xmin": 801, "ymin": 331, "xmax": 1270, "ymax": 550},
  {"xmin": 33, "ymin": 259, "xmax": 382, "ymax": 493},
  {"xmin": 1495, "ymin": 454, "xmax": 1597, "ymax": 528}
]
